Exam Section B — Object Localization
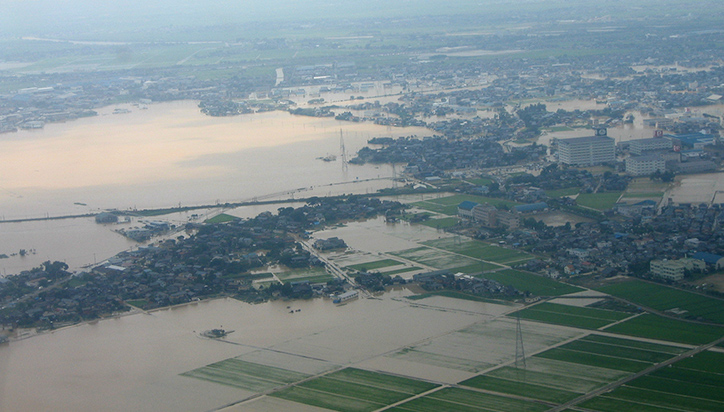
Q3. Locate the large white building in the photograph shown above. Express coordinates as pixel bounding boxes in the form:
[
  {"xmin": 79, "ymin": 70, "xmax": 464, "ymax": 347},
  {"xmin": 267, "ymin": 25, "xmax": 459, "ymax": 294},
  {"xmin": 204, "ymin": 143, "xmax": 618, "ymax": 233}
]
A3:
[
  {"xmin": 557, "ymin": 136, "xmax": 615, "ymax": 166},
  {"xmin": 629, "ymin": 137, "xmax": 673, "ymax": 155},
  {"xmin": 626, "ymin": 155, "xmax": 666, "ymax": 176},
  {"xmin": 650, "ymin": 258, "xmax": 705, "ymax": 281}
]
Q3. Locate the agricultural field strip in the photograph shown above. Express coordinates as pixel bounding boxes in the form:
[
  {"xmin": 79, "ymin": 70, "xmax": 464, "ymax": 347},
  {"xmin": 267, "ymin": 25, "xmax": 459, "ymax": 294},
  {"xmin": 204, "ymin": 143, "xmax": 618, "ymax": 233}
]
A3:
[
  {"xmin": 513, "ymin": 310, "xmax": 615, "ymax": 329},
  {"xmin": 181, "ymin": 368, "xmax": 292, "ymax": 390},
  {"xmin": 299, "ymin": 378, "xmax": 414, "ymax": 405},
  {"xmin": 538, "ymin": 347, "xmax": 657, "ymax": 369},
  {"xmin": 546, "ymin": 336, "xmax": 724, "ymax": 412},
  {"xmin": 580, "ymin": 395, "xmax": 691, "ymax": 412},
  {"xmin": 272, "ymin": 370, "xmax": 444, "ymax": 411},
  {"xmin": 486, "ymin": 365, "xmax": 612, "ymax": 389},
  {"xmin": 426, "ymin": 387, "xmax": 551, "ymax": 412},
  {"xmin": 593, "ymin": 385, "xmax": 724, "ymax": 411},
  {"xmin": 626, "ymin": 375, "xmax": 724, "ymax": 401},
  {"xmin": 464, "ymin": 373, "xmax": 587, "ymax": 395},
  {"xmin": 389, "ymin": 397, "xmax": 505, "ymax": 412},
  {"xmin": 602, "ymin": 313, "xmax": 724, "ymax": 345},
  {"xmin": 270, "ymin": 386, "xmax": 385, "ymax": 412},
  {"xmin": 596, "ymin": 280, "xmax": 724, "ymax": 323},
  {"xmin": 604, "ymin": 384, "xmax": 724, "ymax": 409},
  {"xmin": 400, "ymin": 394, "xmax": 532, "ymax": 412},
  {"xmin": 521, "ymin": 302, "xmax": 628, "ymax": 320},
  {"xmin": 390, "ymin": 247, "xmax": 481, "ymax": 270},
  {"xmin": 459, "ymin": 374, "xmax": 582, "ymax": 404},
  {"xmin": 421, "ymin": 238, "xmax": 533, "ymax": 264},
  {"xmin": 345, "ymin": 259, "xmax": 404, "ymax": 271},
  {"xmin": 319, "ymin": 375, "xmax": 428, "ymax": 395},
  {"xmin": 181, "ymin": 358, "xmax": 310, "ymax": 387},
  {"xmin": 417, "ymin": 242, "xmax": 510, "ymax": 266},
  {"xmin": 481, "ymin": 269, "xmax": 583, "ymax": 296},
  {"xmin": 324, "ymin": 368, "xmax": 440, "ymax": 394},
  {"xmin": 561, "ymin": 338, "xmax": 680, "ymax": 360},
  {"xmin": 579, "ymin": 335, "xmax": 688, "ymax": 355},
  {"xmin": 518, "ymin": 306, "xmax": 627, "ymax": 322}
]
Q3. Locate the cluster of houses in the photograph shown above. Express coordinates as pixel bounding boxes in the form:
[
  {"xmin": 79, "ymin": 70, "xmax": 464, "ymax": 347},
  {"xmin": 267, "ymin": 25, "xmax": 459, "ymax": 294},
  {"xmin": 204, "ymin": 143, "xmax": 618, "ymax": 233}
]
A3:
[
  {"xmin": 351, "ymin": 135, "xmax": 546, "ymax": 179},
  {"xmin": 0, "ymin": 196, "xmax": 406, "ymax": 329},
  {"xmin": 505, "ymin": 203, "xmax": 724, "ymax": 282}
]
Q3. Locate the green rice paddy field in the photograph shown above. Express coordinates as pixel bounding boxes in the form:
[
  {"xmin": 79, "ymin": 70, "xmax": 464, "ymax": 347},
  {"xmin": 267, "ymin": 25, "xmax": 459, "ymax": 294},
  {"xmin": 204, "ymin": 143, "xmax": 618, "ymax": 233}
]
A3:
[
  {"xmin": 345, "ymin": 259, "xmax": 403, "ymax": 272},
  {"xmin": 270, "ymin": 368, "xmax": 439, "ymax": 412},
  {"xmin": 390, "ymin": 387, "xmax": 548, "ymax": 412},
  {"xmin": 411, "ymin": 194, "xmax": 518, "ymax": 216},
  {"xmin": 580, "ymin": 350, "xmax": 724, "ymax": 412},
  {"xmin": 461, "ymin": 334, "xmax": 685, "ymax": 405},
  {"xmin": 181, "ymin": 358, "xmax": 309, "ymax": 392},
  {"xmin": 511, "ymin": 302, "xmax": 631, "ymax": 329},
  {"xmin": 480, "ymin": 269, "xmax": 583, "ymax": 296},
  {"xmin": 390, "ymin": 246, "xmax": 493, "ymax": 271},
  {"xmin": 603, "ymin": 313, "xmax": 724, "ymax": 345},
  {"xmin": 596, "ymin": 279, "xmax": 724, "ymax": 324},
  {"xmin": 422, "ymin": 237, "xmax": 534, "ymax": 265},
  {"xmin": 275, "ymin": 267, "xmax": 334, "ymax": 284}
]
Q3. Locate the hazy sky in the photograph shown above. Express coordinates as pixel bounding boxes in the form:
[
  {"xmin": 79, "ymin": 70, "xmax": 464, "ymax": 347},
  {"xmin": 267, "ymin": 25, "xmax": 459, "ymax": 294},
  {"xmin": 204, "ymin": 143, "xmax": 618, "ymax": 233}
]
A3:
[
  {"xmin": 0, "ymin": 0, "xmax": 716, "ymax": 40},
  {"xmin": 0, "ymin": 0, "xmax": 562, "ymax": 39}
]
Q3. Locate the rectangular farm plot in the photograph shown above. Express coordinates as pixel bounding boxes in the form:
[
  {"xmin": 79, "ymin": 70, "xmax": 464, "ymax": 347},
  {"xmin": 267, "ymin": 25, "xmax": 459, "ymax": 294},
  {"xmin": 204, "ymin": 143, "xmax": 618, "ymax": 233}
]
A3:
[
  {"xmin": 345, "ymin": 259, "xmax": 404, "ymax": 272},
  {"xmin": 393, "ymin": 387, "xmax": 548, "ymax": 412},
  {"xmin": 390, "ymin": 246, "xmax": 480, "ymax": 270},
  {"xmin": 427, "ymin": 195, "xmax": 519, "ymax": 208},
  {"xmin": 596, "ymin": 279, "xmax": 724, "ymax": 324},
  {"xmin": 535, "ymin": 346, "xmax": 656, "ymax": 373},
  {"xmin": 604, "ymin": 313, "xmax": 724, "ymax": 345},
  {"xmin": 275, "ymin": 268, "xmax": 334, "ymax": 284},
  {"xmin": 460, "ymin": 374, "xmax": 581, "ymax": 403},
  {"xmin": 485, "ymin": 365, "xmax": 609, "ymax": 394},
  {"xmin": 479, "ymin": 269, "xmax": 583, "ymax": 296},
  {"xmin": 410, "ymin": 200, "xmax": 458, "ymax": 215},
  {"xmin": 510, "ymin": 302, "xmax": 631, "ymax": 329},
  {"xmin": 532, "ymin": 334, "xmax": 683, "ymax": 374},
  {"xmin": 578, "ymin": 395, "xmax": 685, "ymax": 412},
  {"xmin": 459, "ymin": 334, "xmax": 684, "ymax": 405},
  {"xmin": 181, "ymin": 358, "xmax": 309, "ymax": 392},
  {"xmin": 270, "ymin": 386, "xmax": 384, "ymax": 412},
  {"xmin": 270, "ymin": 368, "xmax": 439, "ymax": 412},
  {"xmin": 422, "ymin": 238, "xmax": 533, "ymax": 265},
  {"xmin": 580, "ymin": 351, "xmax": 724, "ymax": 412}
]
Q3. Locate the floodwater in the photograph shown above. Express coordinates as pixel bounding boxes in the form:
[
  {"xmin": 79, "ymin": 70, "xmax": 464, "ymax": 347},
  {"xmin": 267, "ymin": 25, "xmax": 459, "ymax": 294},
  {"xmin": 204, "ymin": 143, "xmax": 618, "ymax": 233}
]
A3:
[
  {"xmin": 0, "ymin": 101, "xmax": 433, "ymax": 274},
  {"xmin": 0, "ymin": 294, "xmax": 513, "ymax": 412},
  {"xmin": 667, "ymin": 172, "xmax": 724, "ymax": 205},
  {"xmin": 0, "ymin": 101, "xmax": 432, "ymax": 220}
]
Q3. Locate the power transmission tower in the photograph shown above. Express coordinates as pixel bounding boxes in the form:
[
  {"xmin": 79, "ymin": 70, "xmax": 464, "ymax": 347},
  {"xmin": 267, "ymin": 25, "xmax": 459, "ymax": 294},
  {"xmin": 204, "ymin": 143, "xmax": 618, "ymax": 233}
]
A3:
[
  {"xmin": 340, "ymin": 129, "xmax": 348, "ymax": 171},
  {"xmin": 515, "ymin": 310, "xmax": 526, "ymax": 369}
]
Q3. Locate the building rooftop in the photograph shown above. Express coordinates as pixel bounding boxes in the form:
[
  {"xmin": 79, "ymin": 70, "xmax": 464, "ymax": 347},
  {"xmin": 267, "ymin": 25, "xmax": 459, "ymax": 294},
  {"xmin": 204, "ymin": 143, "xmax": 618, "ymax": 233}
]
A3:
[
  {"xmin": 692, "ymin": 251, "xmax": 723, "ymax": 264},
  {"xmin": 458, "ymin": 201, "xmax": 478, "ymax": 211},
  {"xmin": 557, "ymin": 135, "xmax": 614, "ymax": 144}
]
